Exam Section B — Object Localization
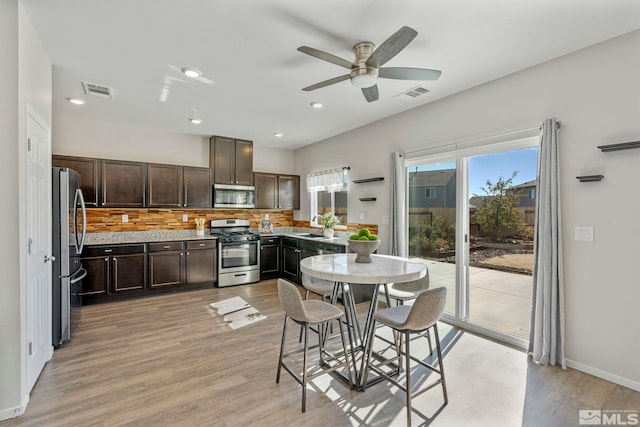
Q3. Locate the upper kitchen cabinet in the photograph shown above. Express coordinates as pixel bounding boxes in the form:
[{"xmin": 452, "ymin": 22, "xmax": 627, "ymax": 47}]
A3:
[
  {"xmin": 52, "ymin": 155, "xmax": 99, "ymax": 206},
  {"xmin": 254, "ymin": 172, "xmax": 300, "ymax": 209},
  {"xmin": 210, "ymin": 136, "xmax": 253, "ymax": 186},
  {"xmin": 147, "ymin": 163, "xmax": 182, "ymax": 208},
  {"xmin": 101, "ymin": 160, "xmax": 147, "ymax": 207},
  {"xmin": 147, "ymin": 164, "xmax": 211, "ymax": 208},
  {"xmin": 182, "ymin": 167, "xmax": 212, "ymax": 208},
  {"xmin": 277, "ymin": 174, "xmax": 300, "ymax": 209}
]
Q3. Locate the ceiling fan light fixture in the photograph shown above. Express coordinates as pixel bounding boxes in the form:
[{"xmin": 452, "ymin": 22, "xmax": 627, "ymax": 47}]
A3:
[
  {"xmin": 351, "ymin": 74, "xmax": 377, "ymax": 88},
  {"xmin": 189, "ymin": 118, "xmax": 202, "ymax": 124},
  {"xmin": 181, "ymin": 67, "xmax": 201, "ymax": 78},
  {"xmin": 310, "ymin": 102, "xmax": 323, "ymax": 109},
  {"xmin": 273, "ymin": 132, "xmax": 283, "ymax": 138}
]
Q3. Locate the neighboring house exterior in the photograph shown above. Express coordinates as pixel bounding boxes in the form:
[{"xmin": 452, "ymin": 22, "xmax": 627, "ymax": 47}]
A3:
[
  {"xmin": 408, "ymin": 169, "xmax": 457, "ymax": 229},
  {"xmin": 408, "ymin": 169, "xmax": 456, "ymax": 208}
]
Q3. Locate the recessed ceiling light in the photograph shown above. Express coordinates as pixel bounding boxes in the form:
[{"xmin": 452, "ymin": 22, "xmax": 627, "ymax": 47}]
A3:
[
  {"xmin": 310, "ymin": 102, "xmax": 323, "ymax": 109},
  {"xmin": 181, "ymin": 67, "xmax": 201, "ymax": 78},
  {"xmin": 189, "ymin": 118, "xmax": 202, "ymax": 124},
  {"xmin": 67, "ymin": 97, "xmax": 86, "ymax": 105},
  {"xmin": 273, "ymin": 132, "xmax": 283, "ymax": 138}
]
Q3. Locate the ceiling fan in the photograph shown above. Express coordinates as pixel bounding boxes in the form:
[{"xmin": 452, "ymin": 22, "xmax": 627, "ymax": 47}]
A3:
[{"xmin": 297, "ymin": 26, "xmax": 441, "ymax": 102}]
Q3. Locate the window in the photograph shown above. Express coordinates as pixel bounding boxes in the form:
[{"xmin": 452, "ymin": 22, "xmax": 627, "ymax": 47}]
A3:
[
  {"xmin": 528, "ymin": 188, "xmax": 536, "ymax": 199},
  {"xmin": 425, "ymin": 187, "xmax": 436, "ymax": 198},
  {"xmin": 307, "ymin": 168, "xmax": 348, "ymax": 228}
]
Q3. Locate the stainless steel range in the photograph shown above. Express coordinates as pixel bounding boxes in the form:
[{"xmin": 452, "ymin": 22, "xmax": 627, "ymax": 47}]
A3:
[{"xmin": 210, "ymin": 219, "xmax": 260, "ymax": 287}]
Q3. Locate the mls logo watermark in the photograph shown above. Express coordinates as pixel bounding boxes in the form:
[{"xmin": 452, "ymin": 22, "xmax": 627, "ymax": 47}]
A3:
[{"xmin": 579, "ymin": 410, "xmax": 639, "ymax": 425}]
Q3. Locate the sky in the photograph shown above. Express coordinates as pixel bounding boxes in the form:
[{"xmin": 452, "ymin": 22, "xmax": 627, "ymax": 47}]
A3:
[{"xmin": 411, "ymin": 147, "xmax": 539, "ymax": 196}]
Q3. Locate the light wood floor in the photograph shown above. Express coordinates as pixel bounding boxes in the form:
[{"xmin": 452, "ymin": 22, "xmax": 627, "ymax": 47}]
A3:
[{"xmin": 2, "ymin": 280, "xmax": 638, "ymax": 426}]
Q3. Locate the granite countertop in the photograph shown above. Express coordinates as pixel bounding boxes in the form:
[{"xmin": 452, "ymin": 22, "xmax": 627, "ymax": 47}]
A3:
[
  {"xmin": 260, "ymin": 227, "xmax": 350, "ymax": 246},
  {"xmin": 84, "ymin": 230, "xmax": 217, "ymax": 246},
  {"xmin": 84, "ymin": 227, "xmax": 350, "ymax": 246}
]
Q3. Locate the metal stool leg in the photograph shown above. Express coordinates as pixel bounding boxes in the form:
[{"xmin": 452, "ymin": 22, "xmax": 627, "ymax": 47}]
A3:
[
  {"xmin": 405, "ymin": 331, "xmax": 412, "ymax": 427},
  {"xmin": 276, "ymin": 316, "xmax": 288, "ymax": 383},
  {"xmin": 302, "ymin": 323, "xmax": 309, "ymax": 413}
]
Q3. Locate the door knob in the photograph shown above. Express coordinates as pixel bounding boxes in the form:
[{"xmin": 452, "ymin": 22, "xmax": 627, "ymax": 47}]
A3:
[{"xmin": 44, "ymin": 255, "xmax": 56, "ymax": 263}]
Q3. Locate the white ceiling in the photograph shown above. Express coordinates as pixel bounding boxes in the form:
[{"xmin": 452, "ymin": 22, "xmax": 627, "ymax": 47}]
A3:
[{"xmin": 21, "ymin": 0, "xmax": 640, "ymax": 150}]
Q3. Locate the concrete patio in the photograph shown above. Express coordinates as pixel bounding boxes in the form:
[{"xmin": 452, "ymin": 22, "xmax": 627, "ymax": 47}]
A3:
[{"xmin": 425, "ymin": 259, "xmax": 532, "ymax": 340}]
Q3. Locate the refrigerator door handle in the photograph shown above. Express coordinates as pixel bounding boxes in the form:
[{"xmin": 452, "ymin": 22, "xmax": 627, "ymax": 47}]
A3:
[{"xmin": 74, "ymin": 189, "xmax": 87, "ymax": 254}]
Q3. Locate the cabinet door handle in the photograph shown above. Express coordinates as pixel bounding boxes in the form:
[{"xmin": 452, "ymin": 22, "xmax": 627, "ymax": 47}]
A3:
[
  {"xmin": 199, "ymin": 243, "xmax": 205, "ymax": 247},
  {"xmin": 104, "ymin": 249, "xmax": 113, "ymax": 253},
  {"xmin": 184, "ymin": 187, "xmax": 188, "ymax": 207},
  {"xmin": 181, "ymin": 252, "xmax": 184, "ymax": 256},
  {"xmin": 187, "ymin": 252, "xmax": 190, "ymax": 255},
  {"xmin": 163, "ymin": 245, "xmax": 171, "ymax": 249},
  {"xmin": 104, "ymin": 257, "xmax": 109, "ymax": 262}
]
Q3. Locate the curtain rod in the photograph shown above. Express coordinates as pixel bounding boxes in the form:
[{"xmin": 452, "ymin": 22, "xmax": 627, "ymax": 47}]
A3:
[{"xmin": 405, "ymin": 120, "xmax": 561, "ymax": 157}]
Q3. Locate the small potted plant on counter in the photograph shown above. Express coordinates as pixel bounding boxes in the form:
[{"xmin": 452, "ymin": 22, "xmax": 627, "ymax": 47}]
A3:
[{"xmin": 319, "ymin": 212, "xmax": 339, "ymax": 238}]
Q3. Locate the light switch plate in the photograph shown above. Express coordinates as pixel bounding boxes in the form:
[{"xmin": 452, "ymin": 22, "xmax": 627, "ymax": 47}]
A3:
[
  {"xmin": 574, "ymin": 226, "xmax": 594, "ymax": 242},
  {"xmin": 182, "ymin": 214, "xmax": 188, "ymax": 222},
  {"xmin": 122, "ymin": 214, "xmax": 128, "ymax": 223}
]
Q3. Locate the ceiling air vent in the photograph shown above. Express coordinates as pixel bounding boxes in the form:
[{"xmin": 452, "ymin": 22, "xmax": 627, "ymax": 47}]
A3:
[
  {"xmin": 82, "ymin": 81, "xmax": 113, "ymax": 99},
  {"xmin": 395, "ymin": 85, "xmax": 430, "ymax": 100}
]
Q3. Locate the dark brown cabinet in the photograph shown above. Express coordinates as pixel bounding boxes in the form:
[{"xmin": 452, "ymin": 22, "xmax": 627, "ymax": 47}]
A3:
[
  {"xmin": 81, "ymin": 245, "xmax": 147, "ymax": 300},
  {"xmin": 211, "ymin": 136, "xmax": 253, "ymax": 186},
  {"xmin": 147, "ymin": 164, "xmax": 182, "ymax": 208},
  {"xmin": 185, "ymin": 240, "xmax": 216, "ymax": 284},
  {"xmin": 52, "ymin": 155, "xmax": 99, "ymax": 206},
  {"xmin": 254, "ymin": 172, "xmax": 300, "ymax": 209},
  {"xmin": 260, "ymin": 236, "xmax": 281, "ymax": 280},
  {"xmin": 101, "ymin": 160, "xmax": 147, "ymax": 207},
  {"xmin": 147, "ymin": 164, "xmax": 212, "ymax": 208},
  {"xmin": 182, "ymin": 167, "xmax": 212, "ymax": 208},
  {"xmin": 148, "ymin": 242, "xmax": 184, "ymax": 287}
]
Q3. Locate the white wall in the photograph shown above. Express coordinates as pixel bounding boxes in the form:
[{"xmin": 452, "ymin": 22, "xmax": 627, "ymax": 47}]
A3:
[
  {"xmin": 0, "ymin": 0, "xmax": 22, "ymax": 419},
  {"xmin": 53, "ymin": 115, "xmax": 296, "ymax": 173},
  {"xmin": 294, "ymin": 31, "xmax": 640, "ymax": 389}
]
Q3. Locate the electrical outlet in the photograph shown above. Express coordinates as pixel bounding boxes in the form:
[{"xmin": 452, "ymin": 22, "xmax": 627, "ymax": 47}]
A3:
[
  {"xmin": 122, "ymin": 214, "xmax": 128, "ymax": 223},
  {"xmin": 182, "ymin": 214, "xmax": 188, "ymax": 222},
  {"xmin": 574, "ymin": 226, "xmax": 594, "ymax": 242}
]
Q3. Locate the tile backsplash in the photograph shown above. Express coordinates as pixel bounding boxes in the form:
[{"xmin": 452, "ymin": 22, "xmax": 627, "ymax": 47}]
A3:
[{"xmin": 84, "ymin": 208, "xmax": 378, "ymax": 235}]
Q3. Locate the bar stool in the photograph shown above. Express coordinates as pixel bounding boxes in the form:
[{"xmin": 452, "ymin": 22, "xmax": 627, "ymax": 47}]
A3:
[
  {"xmin": 276, "ymin": 279, "xmax": 353, "ymax": 413},
  {"xmin": 364, "ymin": 287, "xmax": 448, "ymax": 427},
  {"xmin": 378, "ymin": 258, "xmax": 433, "ymax": 355},
  {"xmin": 299, "ymin": 273, "xmax": 336, "ymax": 342}
]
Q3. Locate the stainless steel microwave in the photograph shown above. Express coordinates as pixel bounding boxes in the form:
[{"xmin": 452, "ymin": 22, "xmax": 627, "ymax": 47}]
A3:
[{"xmin": 213, "ymin": 184, "xmax": 255, "ymax": 208}]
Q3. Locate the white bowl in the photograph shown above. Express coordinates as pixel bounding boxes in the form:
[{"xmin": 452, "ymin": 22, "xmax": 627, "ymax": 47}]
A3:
[{"xmin": 348, "ymin": 239, "xmax": 381, "ymax": 263}]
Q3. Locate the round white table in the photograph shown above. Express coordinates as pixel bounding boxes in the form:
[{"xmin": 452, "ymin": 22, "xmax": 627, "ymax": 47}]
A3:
[{"xmin": 300, "ymin": 253, "xmax": 427, "ymax": 389}]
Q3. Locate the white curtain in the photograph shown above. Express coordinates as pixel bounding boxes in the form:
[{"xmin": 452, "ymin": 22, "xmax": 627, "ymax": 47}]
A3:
[
  {"xmin": 306, "ymin": 168, "xmax": 345, "ymax": 192},
  {"xmin": 390, "ymin": 152, "xmax": 407, "ymax": 257},
  {"xmin": 529, "ymin": 118, "xmax": 566, "ymax": 368}
]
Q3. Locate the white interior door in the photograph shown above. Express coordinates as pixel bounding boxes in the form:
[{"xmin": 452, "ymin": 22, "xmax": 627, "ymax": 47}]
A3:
[{"xmin": 25, "ymin": 105, "xmax": 52, "ymax": 392}]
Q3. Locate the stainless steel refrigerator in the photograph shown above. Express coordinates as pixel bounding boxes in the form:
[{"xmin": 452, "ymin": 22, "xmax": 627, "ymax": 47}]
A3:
[{"xmin": 52, "ymin": 167, "xmax": 87, "ymax": 347}]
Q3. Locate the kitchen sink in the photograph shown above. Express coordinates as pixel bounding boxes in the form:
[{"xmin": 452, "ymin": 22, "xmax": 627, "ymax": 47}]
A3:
[{"xmin": 295, "ymin": 233, "xmax": 325, "ymax": 239}]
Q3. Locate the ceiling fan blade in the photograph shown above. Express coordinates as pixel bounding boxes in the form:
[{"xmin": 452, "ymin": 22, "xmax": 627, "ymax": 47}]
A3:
[
  {"xmin": 379, "ymin": 67, "xmax": 442, "ymax": 81},
  {"xmin": 297, "ymin": 46, "xmax": 353, "ymax": 69},
  {"xmin": 302, "ymin": 74, "xmax": 350, "ymax": 91},
  {"xmin": 366, "ymin": 26, "xmax": 418, "ymax": 68},
  {"xmin": 362, "ymin": 85, "xmax": 379, "ymax": 103}
]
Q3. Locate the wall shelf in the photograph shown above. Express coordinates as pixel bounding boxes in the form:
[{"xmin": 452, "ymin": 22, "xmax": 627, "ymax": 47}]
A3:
[
  {"xmin": 359, "ymin": 197, "xmax": 377, "ymax": 202},
  {"xmin": 352, "ymin": 177, "xmax": 384, "ymax": 184},
  {"xmin": 597, "ymin": 141, "xmax": 640, "ymax": 152},
  {"xmin": 576, "ymin": 175, "xmax": 604, "ymax": 182}
]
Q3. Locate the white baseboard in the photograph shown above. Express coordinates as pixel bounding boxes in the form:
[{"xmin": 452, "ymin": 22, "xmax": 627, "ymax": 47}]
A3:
[
  {"xmin": 566, "ymin": 358, "xmax": 640, "ymax": 392},
  {"xmin": 0, "ymin": 395, "xmax": 28, "ymax": 422}
]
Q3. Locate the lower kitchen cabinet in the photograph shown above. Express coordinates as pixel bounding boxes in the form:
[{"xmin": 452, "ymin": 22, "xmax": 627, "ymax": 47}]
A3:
[
  {"xmin": 149, "ymin": 242, "xmax": 184, "ymax": 288},
  {"xmin": 185, "ymin": 240, "xmax": 216, "ymax": 284},
  {"xmin": 260, "ymin": 236, "xmax": 281, "ymax": 280},
  {"xmin": 281, "ymin": 237, "xmax": 346, "ymax": 284},
  {"xmin": 81, "ymin": 244, "xmax": 147, "ymax": 301}
]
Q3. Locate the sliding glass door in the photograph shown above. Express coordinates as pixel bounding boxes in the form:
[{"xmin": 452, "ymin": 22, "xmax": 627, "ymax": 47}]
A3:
[{"xmin": 406, "ymin": 139, "xmax": 538, "ymax": 345}]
